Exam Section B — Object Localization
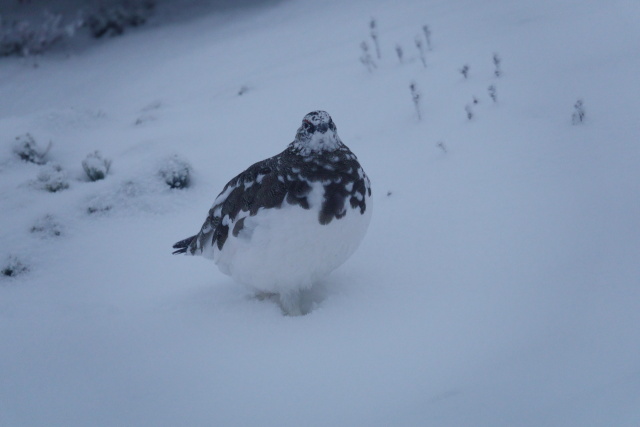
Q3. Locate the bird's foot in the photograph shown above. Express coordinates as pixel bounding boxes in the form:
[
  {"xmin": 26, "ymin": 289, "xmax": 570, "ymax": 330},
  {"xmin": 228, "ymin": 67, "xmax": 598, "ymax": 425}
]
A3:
[
  {"xmin": 278, "ymin": 291, "xmax": 306, "ymax": 316},
  {"xmin": 255, "ymin": 291, "xmax": 278, "ymax": 301},
  {"xmin": 255, "ymin": 289, "xmax": 318, "ymax": 316},
  {"xmin": 278, "ymin": 289, "xmax": 317, "ymax": 316}
]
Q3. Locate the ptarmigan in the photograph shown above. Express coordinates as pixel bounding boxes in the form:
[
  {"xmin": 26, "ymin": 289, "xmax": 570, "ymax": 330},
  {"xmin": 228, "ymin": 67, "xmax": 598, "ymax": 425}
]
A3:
[{"xmin": 173, "ymin": 111, "xmax": 372, "ymax": 315}]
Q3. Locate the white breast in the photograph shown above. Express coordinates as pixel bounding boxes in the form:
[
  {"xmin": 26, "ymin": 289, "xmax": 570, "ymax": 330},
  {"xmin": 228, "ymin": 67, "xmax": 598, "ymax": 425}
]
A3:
[{"xmin": 211, "ymin": 181, "xmax": 372, "ymax": 295}]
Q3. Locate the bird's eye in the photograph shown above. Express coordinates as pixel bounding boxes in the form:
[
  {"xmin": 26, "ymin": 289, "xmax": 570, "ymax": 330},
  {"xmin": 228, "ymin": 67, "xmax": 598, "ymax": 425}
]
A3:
[{"xmin": 303, "ymin": 120, "xmax": 315, "ymax": 132}]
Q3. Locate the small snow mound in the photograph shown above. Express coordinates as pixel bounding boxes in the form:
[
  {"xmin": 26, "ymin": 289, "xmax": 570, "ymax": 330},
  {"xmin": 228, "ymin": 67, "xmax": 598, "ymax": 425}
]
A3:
[
  {"xmin": 30, "ymin": 214, "xmax": 63, "ymax": 238},
  {"xmin": 1, "ymin": 255, "xmax": 29, "ymax": 279},
  {"xmin": 82, "ymin": 151, "xmax": 112, "ymax": 182},
  {"xmin": 32, "ymin": 163, "xmax": 69, "ymax": 193},
  {"xmin": 86, "ymin": 179, "xmax": 150, "ymax": 215},
  {"xmin": 12, "ymin": 133, "xmax": 51, "ymax": 165},
  {"xmin": 85, "ymin": 173, "xmax": 184, "ymax": 216},
  {"xmin": 159, "ymin": 154, "xmax": 192, "ymax": 189}
]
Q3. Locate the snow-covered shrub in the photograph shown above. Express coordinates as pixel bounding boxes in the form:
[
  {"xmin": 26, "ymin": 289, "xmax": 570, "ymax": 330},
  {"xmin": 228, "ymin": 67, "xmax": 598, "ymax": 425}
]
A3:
[
  {"xmin": 85, "ymin": 176, "xmax": 174, "ymax": 216},
  {"xmin": 1, "ymin": 255, "xmax": 28, "ymax": 278},
  {"xmin": 12, "ymin": 133, "xmax": 51, "ymax": 164},
  {"xmin": 86, "ymin": 180, "xmax": 151, "ymax": 214},
  {"xmin": 87, "ymin": 202, "xmax": 112, "ymax": 215},
  {"xmin": 0, "ymin": 1, "xmax": 153, "ymax": 56},
  {"xmin": 86, "ymin": 0, "xmax": 155, "ymax": 38},
  {"xmin": 0, "ymin": 11, "xmax": 82, "ymax": 57},
  {"xmin": 159, "ymin": 155, "xmax": 191, "ymax": 189},
  {"xmin": 82, "ymin": 151, "xmax": 112, "ymax": 181},
  {"xmin": 86, "ymin": 180, "xmax": 138, "ymax": 215},
  {"xmin": 572, "ymin": 99, "xmax": 585, "ymax": 125},
  {"xmin": 30, "ymin": 214, "xmax": 63, "ymax": 238},
  {"xmin": 33, "ymin": 163, "xmax": 69, "ymax": 192}
]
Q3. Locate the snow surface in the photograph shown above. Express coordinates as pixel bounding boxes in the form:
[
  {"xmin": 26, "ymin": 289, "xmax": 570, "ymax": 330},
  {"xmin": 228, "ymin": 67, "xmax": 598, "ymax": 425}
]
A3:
[{"xmin": 1, "ymin": 0, "xmax": 640, "ymax": 425}]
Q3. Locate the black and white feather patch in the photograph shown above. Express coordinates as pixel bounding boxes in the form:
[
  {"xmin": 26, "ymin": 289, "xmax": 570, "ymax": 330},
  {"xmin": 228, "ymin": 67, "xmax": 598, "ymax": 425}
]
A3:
[{"xmin": 173, "ymin": 111, "xmax": 371, "ymax": 256}]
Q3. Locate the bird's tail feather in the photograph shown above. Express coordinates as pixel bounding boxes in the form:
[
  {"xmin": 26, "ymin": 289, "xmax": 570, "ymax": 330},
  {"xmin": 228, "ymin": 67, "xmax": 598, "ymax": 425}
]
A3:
[{"xmin": 172, "ymin": 235, "xmax": 196, "ymax": 255}]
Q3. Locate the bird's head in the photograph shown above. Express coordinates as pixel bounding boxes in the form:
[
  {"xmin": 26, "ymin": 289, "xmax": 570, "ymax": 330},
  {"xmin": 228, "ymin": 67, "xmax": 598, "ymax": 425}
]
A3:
[{"xmin": 293, "ymin": 111, "xmax": 341, "ymax": 155}]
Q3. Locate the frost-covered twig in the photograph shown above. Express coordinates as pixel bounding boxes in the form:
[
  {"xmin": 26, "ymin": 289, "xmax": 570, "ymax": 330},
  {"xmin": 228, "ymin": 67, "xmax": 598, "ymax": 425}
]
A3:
[
  {"xmin": 460, "ymin": 64, "xmax": 469, "ymax": 79},
  {"xmin": 415, "ymin": 36, "xmax": 426, "ymax": 68},
  {"xmin": 422, "ymin": 25, "xmax": 432, "ymax": 51},
  {"xmin": 488, "ymin": 85, "xmax": 497, "ymax": 103},
  {"xmin": 493, "ymin": 53, "xmax": 502, "ymax": 77},
  {"xmin": 410, "ymin": 82, "xmax": 422, "ymax": 120},
  {"xmin": 369, "ymin": 18, "xmax": 380, "ymax": 59},
  {"xmin": 359, "ymin": 41, "xmax": 376, "ymax": 72},
  {"xmin": 465, "ymin": 104, "xmax": 474, "ymax": 121},
  {"xmin": 572, "ymin": 99, "xmax": 585, "ymax": 125},
  {"xmin": 395, "ymin": 44, "xmax": 403, "ymax": 64}
]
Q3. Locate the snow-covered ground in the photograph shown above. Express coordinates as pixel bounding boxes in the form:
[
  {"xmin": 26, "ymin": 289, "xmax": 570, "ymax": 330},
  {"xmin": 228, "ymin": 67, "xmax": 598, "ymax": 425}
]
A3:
[{"xmin": 1, "ymin": 0, "xmax": 640, "ymax": 425}]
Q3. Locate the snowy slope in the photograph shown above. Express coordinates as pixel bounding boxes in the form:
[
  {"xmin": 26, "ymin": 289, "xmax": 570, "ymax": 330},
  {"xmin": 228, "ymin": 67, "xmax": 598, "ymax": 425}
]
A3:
[{"xmin": 1, "ymin": 0, "xmax": 640, "ymax": 425}]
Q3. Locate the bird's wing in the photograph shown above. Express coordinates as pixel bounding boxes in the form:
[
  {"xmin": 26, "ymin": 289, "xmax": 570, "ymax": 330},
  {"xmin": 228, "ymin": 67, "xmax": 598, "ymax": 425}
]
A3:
[{"xmin": 176, "ymin": 152, "xmax": 291, "ymax": 255}]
